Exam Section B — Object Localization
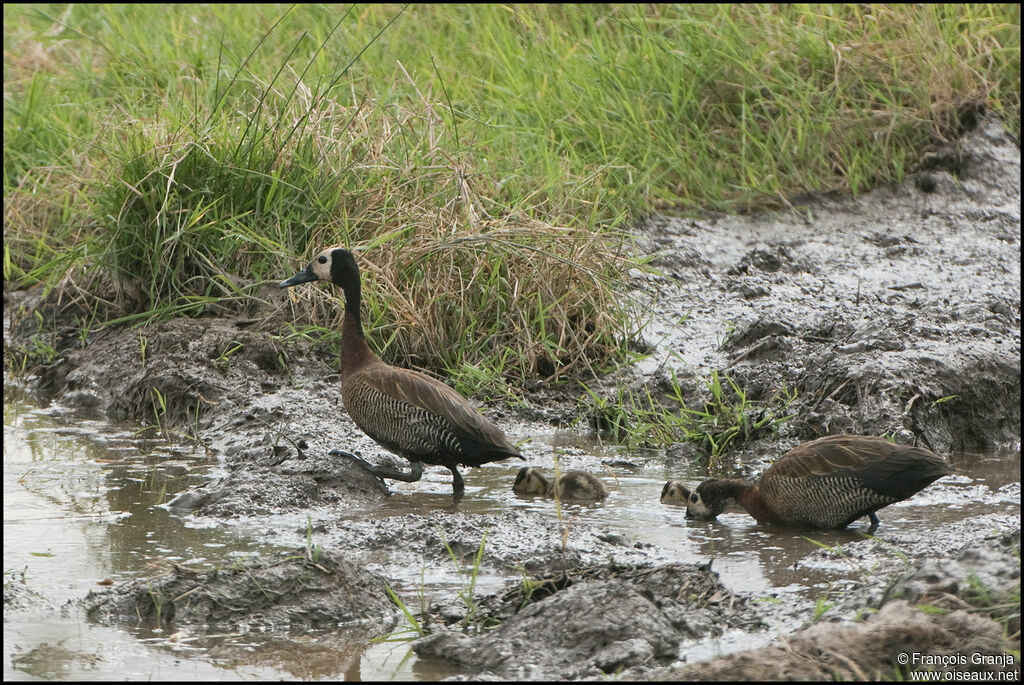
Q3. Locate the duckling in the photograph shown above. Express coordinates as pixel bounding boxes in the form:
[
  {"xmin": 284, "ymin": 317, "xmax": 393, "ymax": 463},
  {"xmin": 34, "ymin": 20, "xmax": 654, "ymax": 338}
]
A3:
[
  {"xmin": 513, "ymin": 466, "xmax": 609, "ymax": 502},
  {"xmin": 660, "ymin": 479, "xmax": 689, "ymax": 505},
  {"xmin": 552, "ymin": 470, "xmax": 611, "ymax": 502},
  {"xmin": 280, "ymin": 247, "xmax": 523, "ymax": 497},
  {"xmin": 512, "ymin": 466, "xmax": 550, "ymax": 497},
  {"xmin": 663, "ymin": 434, "xmax": 951, "ymax": 529}
]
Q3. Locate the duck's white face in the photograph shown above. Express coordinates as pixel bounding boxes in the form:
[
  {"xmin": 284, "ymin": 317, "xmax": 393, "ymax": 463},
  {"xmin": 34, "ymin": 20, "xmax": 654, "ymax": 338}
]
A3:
[
  {"xmin": 280, "ymin": 247, "xmax": 336, "ymax": 288},
  {"xmin": 685, "ymin": 489, "xmax": 715, "ymax": 518},
  {"xmin": 308, "ymin": 248, "xmax": 334, "ymax": 281},
  {"xmin": 684, "ymin": 481, "xmax": 730, "ymax": 519},
  {"xmin": 661, "ymin": 480, "xmax": 718, "ymax": 517}
]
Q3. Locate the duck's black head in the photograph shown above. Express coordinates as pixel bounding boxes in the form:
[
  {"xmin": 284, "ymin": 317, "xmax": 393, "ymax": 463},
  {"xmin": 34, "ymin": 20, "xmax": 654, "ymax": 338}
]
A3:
[
  {"xmin": 684, "ymin": 479, "xmax": 739, "ymax": 519},
  {"xmin": 280, "ymin": 247, "xmax": 360, "ymax": 292},
  {"xmin": 660, "ymin": 479, "xmax": 726, "ymax": 518}
]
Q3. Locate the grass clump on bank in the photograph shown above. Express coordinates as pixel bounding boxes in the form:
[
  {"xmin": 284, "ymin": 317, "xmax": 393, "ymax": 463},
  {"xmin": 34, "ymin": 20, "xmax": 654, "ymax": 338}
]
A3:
[
  {"xmin": 583, "ymin": 370, "xmax": 798, "ymax": 455},
  {"xmin": 3, "ymin": 4, "xmax": 1020, "ymax": 397}
]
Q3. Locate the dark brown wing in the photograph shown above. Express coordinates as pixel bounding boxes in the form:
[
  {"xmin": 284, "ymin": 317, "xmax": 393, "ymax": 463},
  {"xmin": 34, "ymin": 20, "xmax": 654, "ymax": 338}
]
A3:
[
  {"xmin": 766, "ymin": 434, "xmax": 951, "ymax": 500},
  {"xmin": 345, "ymin": 364, "xmax": 521, "ymax": 464}
]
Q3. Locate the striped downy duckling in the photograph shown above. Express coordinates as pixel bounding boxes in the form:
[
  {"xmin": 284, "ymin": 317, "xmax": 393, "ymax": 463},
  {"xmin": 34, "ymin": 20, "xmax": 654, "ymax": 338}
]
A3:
[
  {"xmin": 660, "ymin": 479, "xmax": 690, "ymax": 505},
  {"xmin": 513, "ymin": 466, "xmax": 609, "ymax": 502},
  {"xmin": 280, "ymin": 247, "xmax": 523, "ymax": 498},
  {"xmin": 663, "ymin": 434, "xmax": 951, "ymax": 529}
]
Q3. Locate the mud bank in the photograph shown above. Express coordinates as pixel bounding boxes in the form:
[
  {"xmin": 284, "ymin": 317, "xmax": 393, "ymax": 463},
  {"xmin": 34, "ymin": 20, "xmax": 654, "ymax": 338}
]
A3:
[
  {"xmin": 84, "ymin": 550, "xmax": 397, "ymax": 632},
  {"xmin": 4, "ymin": 116, "xmax": 1020, "ymax": 679},
  {"xmin": 625, "ymin": 116, "xmax": 1020, "ymax": 458},
  {"xmin": 413, "ymin": 562, "xmax": 758, "ymax": 679}
]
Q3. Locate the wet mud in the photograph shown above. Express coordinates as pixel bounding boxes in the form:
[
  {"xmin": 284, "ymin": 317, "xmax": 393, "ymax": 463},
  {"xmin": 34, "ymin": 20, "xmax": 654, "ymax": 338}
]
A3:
[
  {"xmin": 4, "ymin": 116, "xmax": 1020, "ymax": 680},
  {"xmin": 627, "ymin": 117, "xmax": 1020, "ymax": 457},
  {"xmin": 84, "ymin": 551, "xmax": 397, "ymax": 632},
  {"xmin": 414, "ymin": 562, "xmax": 763, "ymax": 679}
]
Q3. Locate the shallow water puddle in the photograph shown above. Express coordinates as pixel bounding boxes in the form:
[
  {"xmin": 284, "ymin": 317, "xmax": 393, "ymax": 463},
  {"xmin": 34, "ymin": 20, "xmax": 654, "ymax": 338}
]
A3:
[
  {"xmin": 3, "ymin": 394, "xmax": 271, "ymax": 680},
  {"xmin": 376, "ymin": 433, "xmax": 1020, "ymax": 596},
  {"xmin": 4, "ymin": 393, "xmax": 1020, "ymax": 681},
  {"xmin": 325, "ymin": 430, "xmax": 1020, "ymax": 679}
]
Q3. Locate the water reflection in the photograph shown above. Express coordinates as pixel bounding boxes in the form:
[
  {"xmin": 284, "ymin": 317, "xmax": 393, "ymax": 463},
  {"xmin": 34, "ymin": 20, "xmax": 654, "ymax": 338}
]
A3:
[
  {"xmin": 191, "ymin": 629, "xmax": 368, "ymax": 680},
  {"xmin": 4, "ymin": 395, "xmax": 306, "ymax": 680}
]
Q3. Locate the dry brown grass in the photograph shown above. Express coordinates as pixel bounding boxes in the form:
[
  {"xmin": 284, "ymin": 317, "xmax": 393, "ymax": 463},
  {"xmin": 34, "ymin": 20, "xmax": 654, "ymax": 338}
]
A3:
[{"xmin": 270, "ymin": 77, "xmax": 644, "ymax": 388}]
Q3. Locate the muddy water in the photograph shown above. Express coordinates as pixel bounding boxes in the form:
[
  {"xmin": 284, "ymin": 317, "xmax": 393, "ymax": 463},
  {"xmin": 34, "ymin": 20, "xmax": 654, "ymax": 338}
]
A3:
[
  {"xmin": 4, "ymin": 392, "xmax": 387, "ymax": 680},
  {"xmin": 5, "ymin": 389, "xmax": 1019, "ymax": 680},
  {"xmin": 4, "ymin": 393, "xmax": 261, "ymax": 679}
]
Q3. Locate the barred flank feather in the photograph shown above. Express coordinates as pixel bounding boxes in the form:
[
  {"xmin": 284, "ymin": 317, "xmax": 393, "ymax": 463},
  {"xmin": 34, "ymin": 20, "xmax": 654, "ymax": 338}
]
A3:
[
  {"xmin": 281, "ymin": 247, "xmax": 522, "ymax": 496},
  {"xmin": 343, "ymin": 364, "xmax": 521, "ymax": 468},
  {"xmin": 677, "ymin": 435, "xmax": 951, "ymax": 529}
]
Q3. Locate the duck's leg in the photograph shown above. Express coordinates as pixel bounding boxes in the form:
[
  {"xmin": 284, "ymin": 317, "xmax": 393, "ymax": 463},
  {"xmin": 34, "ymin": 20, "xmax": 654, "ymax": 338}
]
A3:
[
  {"xmin": 329, "ymin": 449, "xmax": 424, "ymax": 483},
  {"xmin": 448, "ymin": 465, "xmax": 465, "ymax": 499},
  {"xmin": 867, "ymin": 511, "xmax": 880, "ymax": 530}
]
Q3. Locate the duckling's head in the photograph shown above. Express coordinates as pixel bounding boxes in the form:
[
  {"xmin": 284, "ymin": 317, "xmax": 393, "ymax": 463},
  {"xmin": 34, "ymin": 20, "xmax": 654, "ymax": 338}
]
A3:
[
  {"xmin": 660, "ymin": 479, "xmax": 727, "ymax": 518},
  {"xmin": 280, "ymin": 247, "xmax": 359, "ymax": 290},
  {"xmin": 512, "ymin": 466, "xmax": 549, "ymax": 496},
  {"xmin": 660, "ymin": 480, "xmax": 691, "ymax": 505}
]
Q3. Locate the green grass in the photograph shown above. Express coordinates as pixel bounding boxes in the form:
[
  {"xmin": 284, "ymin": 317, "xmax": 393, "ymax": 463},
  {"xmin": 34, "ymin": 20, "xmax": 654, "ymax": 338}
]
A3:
[
  {"xmin": 3, "ymin": 4, "xmax": 1020, "ymax": 396},
  {"xmin": 378, "ymin": 529, "xmax": 495, "ymax": 642},
  {"xmin": 438, "ymin": 528, "xmax": 497, "ymax": 632},
  {"xmin": 811, "ymin": 586, "xmax": 836, "ymax": 624},
  {"xmin": 583, "ymin": 368, "xmax": 797, "ymax": 454},
  {"xmin": 964, "ymin": 569, "xmax": 1022, "ymax": 645}
]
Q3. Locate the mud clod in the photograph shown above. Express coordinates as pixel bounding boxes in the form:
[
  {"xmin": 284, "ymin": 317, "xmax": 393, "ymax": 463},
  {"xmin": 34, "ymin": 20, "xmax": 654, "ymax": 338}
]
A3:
[
  {"xmin": 728, "ymin": 245, "xmax": 808, "ymax": 275},
  {"xmin": 84, "ymin": 550, "xmax": 396, "ymax": 632},
  {"xmin": 414, "ymin": 563, "xmax": 758, "ymax": 680},
  {"xmin": 659, "ymin": 599, "xmax": 1012, "ymax": 681},
  {"xmin": 166, "ymin": 453, "xmax": 392, "ymax": 517},
  {"xmin": 884, "ymin": 529, "xmax": 1021, "ymax": 616}
]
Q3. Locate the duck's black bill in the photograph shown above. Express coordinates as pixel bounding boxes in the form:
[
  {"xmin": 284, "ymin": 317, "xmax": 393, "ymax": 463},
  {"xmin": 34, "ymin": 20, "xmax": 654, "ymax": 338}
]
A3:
[{"xmin": 280, "ymin": 264, "xmax": 317, "ymax": 288}]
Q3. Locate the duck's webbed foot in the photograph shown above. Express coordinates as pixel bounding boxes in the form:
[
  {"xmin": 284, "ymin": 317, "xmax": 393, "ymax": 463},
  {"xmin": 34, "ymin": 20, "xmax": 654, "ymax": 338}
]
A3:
[{"xmin": 328, "ymin": 450, "xmax": 423, "ymax": 484}]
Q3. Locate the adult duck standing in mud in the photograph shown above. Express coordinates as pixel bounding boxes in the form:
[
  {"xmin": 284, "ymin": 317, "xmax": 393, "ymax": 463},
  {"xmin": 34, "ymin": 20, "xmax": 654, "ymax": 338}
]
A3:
[
  {"xmin": 662, "ymin": 434, "xmax": 952, "ymax": 530},
  {"xmin": 280, "ymin": 246, "xmax": 523, "ymax": 500}
]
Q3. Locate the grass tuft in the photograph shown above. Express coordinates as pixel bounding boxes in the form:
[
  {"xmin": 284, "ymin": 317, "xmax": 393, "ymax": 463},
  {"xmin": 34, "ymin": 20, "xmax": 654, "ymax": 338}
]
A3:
[{"xmin": 583, "ymin": 369, "xmax": 797, "ymax": 456}]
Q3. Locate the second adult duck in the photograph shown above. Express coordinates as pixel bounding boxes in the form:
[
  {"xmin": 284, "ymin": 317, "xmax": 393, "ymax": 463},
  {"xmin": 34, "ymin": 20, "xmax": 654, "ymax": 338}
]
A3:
[{"xmin": 280, "ymin": 247, "xmax": 523, "ymax": 497}]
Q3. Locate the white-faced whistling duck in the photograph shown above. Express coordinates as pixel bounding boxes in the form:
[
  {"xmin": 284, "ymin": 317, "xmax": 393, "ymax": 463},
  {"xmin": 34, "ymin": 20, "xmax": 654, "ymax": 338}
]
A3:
[
  {"xmin": 661, "ymin": 434, "xmax": 951, "ymax": 529},
  {"xmin": 280, "ymin": 247, "xmax": 523, "ymax": 498},
  {"xmin": 513, "ymin": 466, "xmax": 609, "ymax": 502}
]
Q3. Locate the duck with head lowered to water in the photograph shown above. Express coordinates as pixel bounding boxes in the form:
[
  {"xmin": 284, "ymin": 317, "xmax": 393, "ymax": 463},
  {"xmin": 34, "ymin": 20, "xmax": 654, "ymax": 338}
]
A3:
[
  {"xmin": 661, "ymin": 434, "xmax": 951, "ymax": 529},
  {"xmin": 280, "ymin": 246, "xmax": 523, "ymax": 499}
]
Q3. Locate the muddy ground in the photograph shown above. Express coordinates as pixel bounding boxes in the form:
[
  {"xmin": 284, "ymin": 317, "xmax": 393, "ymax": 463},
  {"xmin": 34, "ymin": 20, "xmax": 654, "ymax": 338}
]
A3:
[{"xmin": 4, "ymin": 116, "xmax": 1020, "ymax": 680}]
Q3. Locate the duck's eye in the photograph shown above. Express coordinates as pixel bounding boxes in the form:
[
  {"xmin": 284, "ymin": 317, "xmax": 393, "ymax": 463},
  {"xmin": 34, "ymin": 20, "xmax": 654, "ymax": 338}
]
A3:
[
  {"xmin": 318, "ymin": 255, "xmax": 328, "ymax": 264},
  {"xmin": 690, "ymin": 493, "xmax": 699, "ymax": 503}
]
